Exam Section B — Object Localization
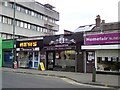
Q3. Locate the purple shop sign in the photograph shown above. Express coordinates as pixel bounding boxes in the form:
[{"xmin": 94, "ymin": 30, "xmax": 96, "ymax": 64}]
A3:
[{"xmin": 84, "ymin": 33, "xmax": 120, "ymax": 45}]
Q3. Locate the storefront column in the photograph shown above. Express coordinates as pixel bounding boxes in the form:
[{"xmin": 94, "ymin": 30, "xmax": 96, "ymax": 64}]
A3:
[
  {"xmin": 32, "ymin": 52, "xmax": 35, "ymax": 68},
  {"xmin": 83, "ymin": 51, "xmax": 86, "ymax": 73},
  {"xmin": 95, "ymin": 51, "xmax": 97, "ymax": 70},
  {"xmin": 38, "ymin": 51, "xmax": 40, "ymax": 66}
]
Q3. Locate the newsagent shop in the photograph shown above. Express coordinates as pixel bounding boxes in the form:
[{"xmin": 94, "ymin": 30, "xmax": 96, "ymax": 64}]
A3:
[
  {"xmin": 43, "ymin": 33, "xmax": 84, "ymax": 72},
  {"xmin": 16, "ymin": 37, "xmax": 43, "ymax": 69},
  {"xmin": 2, "ymin": 39, "xmax": 14, "ymax": 68},
  {"xmin": 82, "ymin": 32, "xmax": 120, "ymax": 73}
]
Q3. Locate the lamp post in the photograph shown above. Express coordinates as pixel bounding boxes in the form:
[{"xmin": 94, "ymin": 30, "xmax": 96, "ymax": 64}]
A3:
[{"xmin": 12, "ymin": 0, "xmax": 16, "ymax": 68}]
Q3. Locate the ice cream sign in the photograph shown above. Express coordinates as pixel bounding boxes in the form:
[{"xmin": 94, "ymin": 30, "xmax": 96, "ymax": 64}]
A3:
[{"xmin": 84, "ymin": 33, "xmax": 120, "ymax": 45}]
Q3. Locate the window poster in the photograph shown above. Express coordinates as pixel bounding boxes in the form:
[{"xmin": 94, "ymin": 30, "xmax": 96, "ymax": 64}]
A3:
[
  {"xmin": 87, "ymin": 52, "xmax": 94, "ymax": 61},
  {"xmin": 108, "ymin": 57, "xmax": 111, "ymax": 61},
  {"xmin": 102, "ymin": 57, "xmax": 105, "ymax": 61}
]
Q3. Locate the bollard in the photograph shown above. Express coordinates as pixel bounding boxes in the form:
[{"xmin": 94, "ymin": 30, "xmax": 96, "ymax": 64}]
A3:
[{"xmin": 92, "ymin": 67, "xmax": 96, "ymax": 82}]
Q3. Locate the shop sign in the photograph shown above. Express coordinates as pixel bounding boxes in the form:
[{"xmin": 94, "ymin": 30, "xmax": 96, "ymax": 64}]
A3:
[
  {"xmin": 44, "ymin": 35, "xmax": 76, "ymax": 50},
  {"xmin": 2, "ymin": 40, "xmax": 13, "ymax": 49},
  {"xmin": 16, "ymin": 40, "xmax": 43, "ymax": 48},
  {"xmin": 84, "ymin": 33, "xmax": 120, "ymax": 45},
  {"xmin": 19, "ymin": 42, "xmax": 37, "ymax": 48}
]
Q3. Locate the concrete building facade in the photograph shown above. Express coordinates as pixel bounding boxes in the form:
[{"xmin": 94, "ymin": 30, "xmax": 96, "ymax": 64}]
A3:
[{"xmin": 0, "ymin": 0, "xmax": 59, "ymax": 39}]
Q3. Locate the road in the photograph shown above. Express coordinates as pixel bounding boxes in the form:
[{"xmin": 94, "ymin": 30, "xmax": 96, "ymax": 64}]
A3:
[{"xmin": 2, "ymin": 72, "xmax": 112, "ymax": 89}]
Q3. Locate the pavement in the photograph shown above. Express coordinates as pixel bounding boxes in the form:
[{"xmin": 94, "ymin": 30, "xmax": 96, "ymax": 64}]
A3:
[{"xmin": 2, "ymin": 67, "xmax": 120, "ymax": 89}]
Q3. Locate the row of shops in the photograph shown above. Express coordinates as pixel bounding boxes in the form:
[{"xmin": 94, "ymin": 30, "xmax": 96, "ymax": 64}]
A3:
[{"xmin": 2, "ymin": 32, "xmax": 120, "ymax": 73}]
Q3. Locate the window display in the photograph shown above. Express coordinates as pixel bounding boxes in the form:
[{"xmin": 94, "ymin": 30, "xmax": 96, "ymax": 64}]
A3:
[
  {"xmin": 55, "ymin": 50, "xmax": 76, "ymax": 72},
  {"xmin": 97, "ymin": 57, "xmax": 120, "ymax": 72}
]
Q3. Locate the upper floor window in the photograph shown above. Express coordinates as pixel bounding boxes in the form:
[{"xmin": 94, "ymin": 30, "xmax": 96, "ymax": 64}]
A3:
[
  {"xmin": 21, "ymin": 7, "xmax": 25, "ymax": 13},
  {"xmin": 2, "ymin": 17, "xmax": 8, "ymax": 24},
  {"xmin": 8, "ymin": 18, "xmax": 12, "ymax": 25},
  {"xmin": 24, "ymin": 23, "xmax": 28, "ymax": 29},
  {"xmin": 16, "ymin": 5, "xmax": 21, "ymax": 11},
  {"xmin": 31, "ymin": 11, "xmax": 34, "ymax": 16},
  {"xmin": 17, "ymin": 21, "xmax": 20, "ymax": 27},
  {"xmin": 8, "ymin": 2, "xmax": 13, "ymax": 8},
  {"xmin": 3, "ymin": 1, "xmax": 8, "ymax": 7},
  {"xmin": 25, "ymin": 9, "xmax": 28, "ymax": 14},
  {"xmin": 37, "ymin": 26, "xmax": 40, "ymax": 31},
  {"xmin": 28, "ymin": 24, "xmax": 31, "ymax": 29},
  {"xmin": 20, "ymin": 21, "xmax": 24, "ymax": 27}
]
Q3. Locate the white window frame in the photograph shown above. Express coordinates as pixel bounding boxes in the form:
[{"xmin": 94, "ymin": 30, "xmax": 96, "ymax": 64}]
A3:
[
  {"xmin": 20, "ymin": 21, "xmax": 24, "ymax": 27},
  {"xmin": 28, "ymin": 24, "xmax": 30, "ymax": 29},
  {"xmin": 31, "ymin": 11, "xmax": 34, "ymax": 16},
  {"xmin": 3, "ymin": 17, "xmax": 8, "ymax": 24},
  {"xmin": 17, "ymin": 21, "xmax": 20, "ymax": 27},
  {"xmin": 3, "ymin": 1, "xmax": 8, "ymax": 7},
  {"xmin": 24, "ymin": 23, "xmax": 28, "ymax": 29},
  {"xmin": 25, "ymin": 9, "xmax": 28, "ymax": 14},
  {"xmin": 37, "ymin": 27, "xmax": 40, "ymax": 31},
  {"xmin": 16, "ymin": 5, "xmax": 21, "ymax": 11},
  {"xmin": 8, "ymin": 18, "xmax": 12, "ymax": 25}
]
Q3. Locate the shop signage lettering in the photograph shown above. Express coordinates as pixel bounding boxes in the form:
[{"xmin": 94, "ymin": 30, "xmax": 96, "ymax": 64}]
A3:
[
  {"xmin": 19, "ymin": 42, "xmax": 37, "ymax": 47},
  {"xmin": 85, "ymin": 33, "xmax": 120, "ymax": 45}
]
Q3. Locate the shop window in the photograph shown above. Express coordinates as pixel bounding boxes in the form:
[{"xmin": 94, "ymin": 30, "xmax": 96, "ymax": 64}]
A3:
[
  {"xmin": 108, "ymin": 57, "xmax": 111, "ymax": 61},
  {"xmin": 117, "ymin": 57, "xmax": 120, "ymax": 62},
  {"xmin": 55, "ymin": 50, "xmax": 76, "ymax": 71},
  {"xmin": 111, "ymin": 57, "xmax": 117, "ymax": 62},
  {"xmin": 97, "ymin": 57, "xmax": 102, "ymax": 63},
  {"xmin": 105, "ymin": 57, "xmax": 108, "ymax": 61},
  {"xmin": 35, "ymin": 52, "xmax": 38, "ymax": 61},
  {"xmin": 102, "ymin": 57, "xmax": 105, "ymax": 61}
]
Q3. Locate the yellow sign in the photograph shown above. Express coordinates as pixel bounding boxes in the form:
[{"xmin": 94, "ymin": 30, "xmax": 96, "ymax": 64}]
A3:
[
  {"xmin": 38, "ymin": 62, "xmax": 45, "ymax": 71},
  {"xmin": 19, "ymin": 42, "xmax": 37, "ymax": 47}
]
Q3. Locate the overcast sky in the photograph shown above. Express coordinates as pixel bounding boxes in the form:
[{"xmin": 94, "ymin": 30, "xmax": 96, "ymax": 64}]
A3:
[{"xmin": 35, "ymin": 0, "xmax": 119, "ymax": 34}]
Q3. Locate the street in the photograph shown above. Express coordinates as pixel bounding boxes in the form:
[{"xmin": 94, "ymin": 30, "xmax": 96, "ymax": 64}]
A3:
[{"xmin": 2, "ymin": 72, "xmax": 112, "ymax": 89}]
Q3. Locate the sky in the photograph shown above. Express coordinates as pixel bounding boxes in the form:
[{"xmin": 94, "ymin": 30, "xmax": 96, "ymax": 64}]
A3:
[{"xmin": 35, "ymin": 0, "xmax": 119, "ymax": 34}]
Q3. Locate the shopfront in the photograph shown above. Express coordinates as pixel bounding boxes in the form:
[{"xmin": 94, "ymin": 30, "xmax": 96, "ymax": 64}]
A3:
[
  {"xmin": 44, "ymin": 33, "xmax": 84, "ymax": 72},
  {"xmin": 0, "ymin": 38, "xmax": 2, "ymax": 68},
  {"xmin": 16, "ymin": 37, "xmax": 43, "ymax": 69},
  {"xmin": 2, "ymin": 40, "xmax": 13, "ymax": 68},
  {"xmin": 82, "ymin": 32, "xmax": 120, "ymax": 73}
]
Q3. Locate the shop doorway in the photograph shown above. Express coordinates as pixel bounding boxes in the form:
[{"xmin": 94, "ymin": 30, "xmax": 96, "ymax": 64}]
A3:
[
  {"xmin": 86, "ymin": 51, "xmax": 95, "ymax": 73},
  {"xmin": 46, "ymin": 51, "xmax": 55, "ymax": 70},
  {"xmin": 3, "ymin": 51, "xmax": 13, "ymax": 68}
]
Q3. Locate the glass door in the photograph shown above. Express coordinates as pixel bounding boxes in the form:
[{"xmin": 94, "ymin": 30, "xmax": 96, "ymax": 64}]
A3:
[
  {"xmin": 47, "ymin": 51, "xmax": 55, "ymax": 70},
  {"xmin": 86, "ymin": 51, "xmax": 95, "ymax": 73},
  {"xmin": 33, "ymin": 52, "xmax": 39, "ymax": 69}
]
